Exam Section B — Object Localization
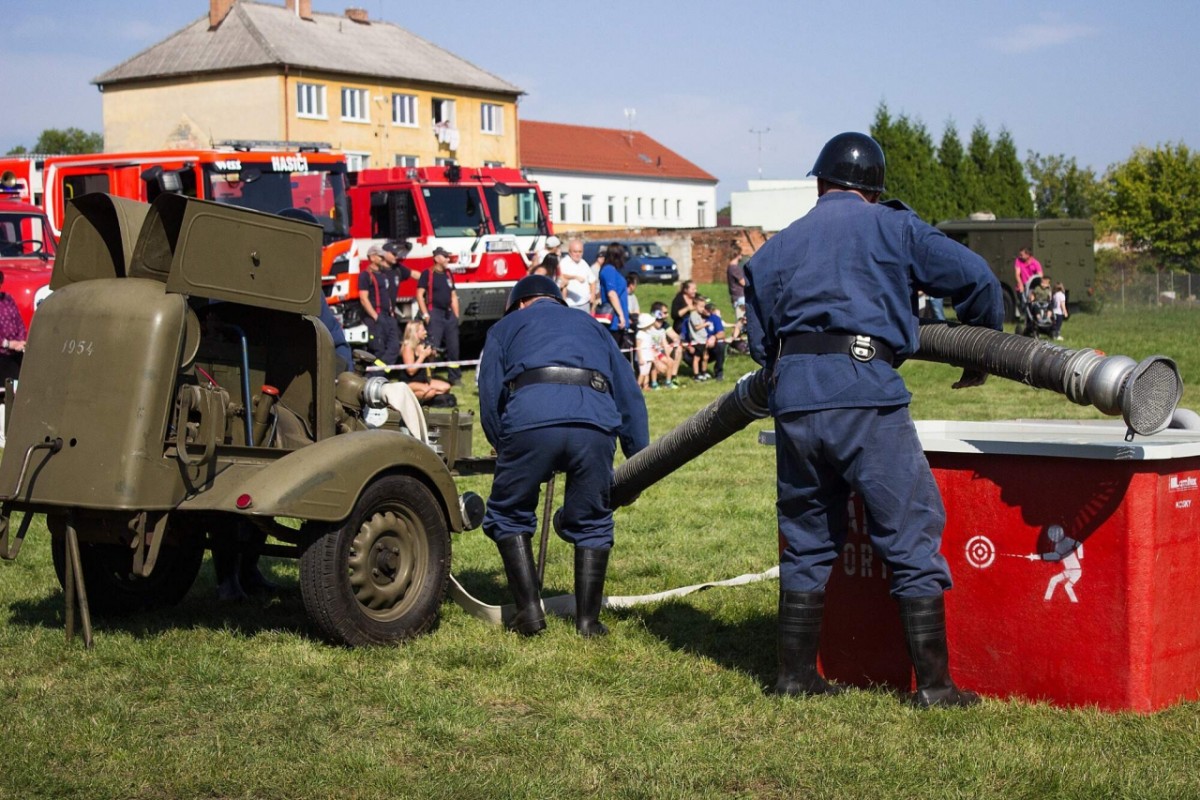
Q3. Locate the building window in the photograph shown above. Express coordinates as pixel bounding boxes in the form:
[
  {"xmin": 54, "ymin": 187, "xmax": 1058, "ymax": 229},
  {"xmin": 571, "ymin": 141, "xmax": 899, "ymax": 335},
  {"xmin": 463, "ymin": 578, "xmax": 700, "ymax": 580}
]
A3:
[
  {"xmin": 345, "ymin": 152, "xmax": 370, "ymax": 171},
  {"xmin": 480, "ymin": 103, "xmax": 503, "ymax": 135},
  {"xmin": 483, "ymin": 160, "xmax": 504, "ymax": 168},
  {"xmin": 650, "ymin": 198, "xmax": 656, "ymax": 217},
  {"xmin": 392, "ymin": 93, "xmax": 417, "ymax": 126},
  {"xmin": 296, "ymin": 82, "xmax": 326, "ymax": 118},
  {"xmin": 624, "ymin": 198, "xmax": 629, "ymax": 224},
  {"xmin": 676, "ymin": 199, "xmax": 682, "ymax": 218},
  {"xmin": 637, "ymin": 198, "xmax": 643, "ymax": 217},
  {"xmin": 607, "ymin": 196, "xmax": 615, "ymax": 223},
  {"xmin": 698, "ymin": 201, "xmax": 708, "ymax": 227},
  {"xmin": 395, "ymin": 154, "xmax": 418, "ymax": 167},
  {"xmin": 559, "ymin": 194, "xmax": 568, "ymax": 222},
  {"xmin": 434, "ymin": 157, "xmax": 458, "ymax": 167},
  {"xmin": 341, "ymin": 87, "xmax": 369, "ymax": 122},
  {"xmin": 432, "ymin": 98, "xmax": 457, "ymax": 126},
  {"xmin": 664, "ymin": 198, "xmax": 670, "ymax": 217},
  {"xmin": 582, "ymin": 195, "xmax": 593, "ymax": 223}
]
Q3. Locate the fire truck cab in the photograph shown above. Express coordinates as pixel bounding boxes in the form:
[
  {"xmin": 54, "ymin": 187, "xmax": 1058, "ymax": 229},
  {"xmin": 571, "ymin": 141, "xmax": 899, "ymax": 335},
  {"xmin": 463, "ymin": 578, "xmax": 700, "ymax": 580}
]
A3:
[
  {"xmin": 335, "ymin": 165, "xmax": 552, "ymax": 336},
  {"xmin": 0, "ymin": 183, "xmax": 56, "ymax": 327},
  {"xmin": 0, "ymin": 143, "xmax": 351, "ymax": 275}
]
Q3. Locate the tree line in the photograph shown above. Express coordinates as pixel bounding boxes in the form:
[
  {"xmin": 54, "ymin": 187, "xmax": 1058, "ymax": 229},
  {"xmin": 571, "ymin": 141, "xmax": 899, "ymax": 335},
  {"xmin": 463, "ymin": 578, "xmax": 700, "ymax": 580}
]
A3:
[{"xmin": 869, "ymin": 103, "xmax": 1200, "ymax": 273}]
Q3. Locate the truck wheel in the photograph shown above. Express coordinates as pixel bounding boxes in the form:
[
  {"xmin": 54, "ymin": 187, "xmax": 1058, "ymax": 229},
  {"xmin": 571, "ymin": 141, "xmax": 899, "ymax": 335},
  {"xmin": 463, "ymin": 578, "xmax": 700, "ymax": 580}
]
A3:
[
  {"xmin": 48, "ymin": 519, "xmax": 205, "ymax": 615},
  {"xmin": 299, "ymin": 475, "xmax": 450, "ymax": 646}
]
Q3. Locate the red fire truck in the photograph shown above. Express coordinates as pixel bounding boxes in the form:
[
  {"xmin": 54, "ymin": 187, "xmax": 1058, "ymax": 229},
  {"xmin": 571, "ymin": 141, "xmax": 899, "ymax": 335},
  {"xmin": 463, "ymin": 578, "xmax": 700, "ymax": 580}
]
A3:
[
  {"xmin": 0, "ymin": 189, "xmax": 56, "ymax": 328},
  {"xmin": 0, "ymin": 142, "xmax": 350, "ymax": 275},
  {"xmin": 335, "ymin": 164, "xmax": 553, "ymax": 337}
]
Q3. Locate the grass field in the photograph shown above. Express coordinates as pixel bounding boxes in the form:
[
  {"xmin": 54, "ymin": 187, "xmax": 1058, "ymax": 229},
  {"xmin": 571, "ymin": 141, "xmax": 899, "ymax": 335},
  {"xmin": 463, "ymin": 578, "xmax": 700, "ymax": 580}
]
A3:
[{"xmin": 1, "ymin": 292, "xmax": 1198, "ymax": 799}]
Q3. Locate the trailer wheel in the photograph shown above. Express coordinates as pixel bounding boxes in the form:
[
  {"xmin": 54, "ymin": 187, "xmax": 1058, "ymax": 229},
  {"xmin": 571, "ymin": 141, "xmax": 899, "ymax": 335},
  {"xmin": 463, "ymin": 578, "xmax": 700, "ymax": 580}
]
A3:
[
  {"xmin": 299, "ymin": 475, "xmax": 450, "ymax": 646},
  {"xmin": 48, "ymin": 518, "xmax": 205, "ymax": 615}
]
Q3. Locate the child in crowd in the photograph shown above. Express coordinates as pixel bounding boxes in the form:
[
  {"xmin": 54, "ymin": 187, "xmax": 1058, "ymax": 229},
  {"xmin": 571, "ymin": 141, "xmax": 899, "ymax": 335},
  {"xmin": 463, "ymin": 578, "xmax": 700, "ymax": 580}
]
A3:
[
  {"xmin": 687, "ymin": 296, "xmax": 710, "ymax": 380},
  {"xmin": 648, "ymin": 303, "xmax": 681, "ymax": 389},
  {"xmin": 703, "ymin": 303, "xmax": 727, "ymax": 381},
  {"xmin": 636, "ymin": 313, "xmax": 657, "ymax": 391},
  {"xmin": 1051, "ymin": 281, "xmax": 1068, "ymax": 341}
]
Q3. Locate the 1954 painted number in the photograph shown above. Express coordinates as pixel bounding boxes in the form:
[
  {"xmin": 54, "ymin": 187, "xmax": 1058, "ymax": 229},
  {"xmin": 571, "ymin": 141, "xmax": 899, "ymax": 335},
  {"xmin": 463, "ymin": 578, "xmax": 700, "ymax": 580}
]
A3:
[{"xmin": 62, "ymin": 339, "xmax": 94, "ymax": 356}]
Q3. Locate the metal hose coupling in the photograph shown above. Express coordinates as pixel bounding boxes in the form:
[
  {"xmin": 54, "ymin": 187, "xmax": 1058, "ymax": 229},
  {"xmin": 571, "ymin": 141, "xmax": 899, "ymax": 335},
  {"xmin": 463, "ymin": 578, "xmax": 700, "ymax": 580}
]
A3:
[{"xmin": 915, "ymin": 323, "xmax": 1183, "ymax": 438}]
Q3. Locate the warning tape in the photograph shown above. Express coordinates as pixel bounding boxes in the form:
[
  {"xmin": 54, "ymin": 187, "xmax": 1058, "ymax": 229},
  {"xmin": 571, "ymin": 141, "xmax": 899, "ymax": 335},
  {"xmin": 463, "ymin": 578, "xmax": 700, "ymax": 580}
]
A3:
[{"xmin": 447, "ymin": 565, "xmax": 779, "ymax": 626}]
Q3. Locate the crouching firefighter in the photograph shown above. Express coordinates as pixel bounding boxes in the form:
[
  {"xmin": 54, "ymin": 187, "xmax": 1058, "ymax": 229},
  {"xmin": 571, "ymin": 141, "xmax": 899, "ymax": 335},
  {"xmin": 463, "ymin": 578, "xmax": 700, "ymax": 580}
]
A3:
[
  {"xmin": 479, "ymin": 275, "xmax": 649, "ymax": 637},
  {"xmin": 745, "ymin": 132, "xmax": 1004, "ymax": 707}
]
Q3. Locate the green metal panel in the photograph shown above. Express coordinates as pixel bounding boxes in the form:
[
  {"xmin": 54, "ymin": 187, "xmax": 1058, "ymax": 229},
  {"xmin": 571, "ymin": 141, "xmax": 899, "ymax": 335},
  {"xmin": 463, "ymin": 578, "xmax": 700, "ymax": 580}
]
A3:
[
  {"xmin": 51, "ymin": 194, "xmax": 152, "ymax": 289},
  {"xmin": 0, "ymin": 279, "xmax": 189, "ymax": 509}
]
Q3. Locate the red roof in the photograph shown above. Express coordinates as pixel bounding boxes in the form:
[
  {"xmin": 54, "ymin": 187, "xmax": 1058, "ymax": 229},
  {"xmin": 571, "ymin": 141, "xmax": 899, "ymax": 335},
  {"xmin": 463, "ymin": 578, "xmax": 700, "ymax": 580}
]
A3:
[{"xmin": 520, "ymin": 120, "xmax": 716, "ymax": 183}]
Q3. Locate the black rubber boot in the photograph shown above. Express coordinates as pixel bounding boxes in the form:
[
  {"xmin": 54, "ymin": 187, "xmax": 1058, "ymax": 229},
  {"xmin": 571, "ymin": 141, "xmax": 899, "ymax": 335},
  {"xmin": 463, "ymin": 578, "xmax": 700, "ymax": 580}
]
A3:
[
  {"xmin": 574, "ymin": 547, "xmax": 610, "ymax": 637},
  {"xmin": 212, "ymin": 545, "xmax": 247, "ymax": 601},
  {"xmin": 899, "ymin": 594, "xmax": 980, "ymax": 708},
  {"xmin": 238, "ymin": 530, "xmax": 279, "ymax": 596},
  {"xmin": 773, "ymin": 590, "xmax": 844, "ymax": 696},
  {"xmin": 496, "ymin": 534, "xmax": 546, "ymax": 636}
]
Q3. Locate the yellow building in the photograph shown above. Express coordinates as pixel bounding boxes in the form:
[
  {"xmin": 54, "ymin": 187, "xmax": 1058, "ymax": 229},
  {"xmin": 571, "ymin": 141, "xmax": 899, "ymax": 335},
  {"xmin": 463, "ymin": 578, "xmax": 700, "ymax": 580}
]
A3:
[{"xmin": 94, "ymin": 0, "xmax": 523, "ymax": 170}]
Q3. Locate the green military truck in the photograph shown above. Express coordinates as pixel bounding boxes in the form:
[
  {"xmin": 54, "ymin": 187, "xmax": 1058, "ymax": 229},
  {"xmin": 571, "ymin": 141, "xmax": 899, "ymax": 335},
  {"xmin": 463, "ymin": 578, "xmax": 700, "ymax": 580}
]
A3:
[{"xmin": 936, "ymin": 218, "xmax": 1095, "ymax": 322}]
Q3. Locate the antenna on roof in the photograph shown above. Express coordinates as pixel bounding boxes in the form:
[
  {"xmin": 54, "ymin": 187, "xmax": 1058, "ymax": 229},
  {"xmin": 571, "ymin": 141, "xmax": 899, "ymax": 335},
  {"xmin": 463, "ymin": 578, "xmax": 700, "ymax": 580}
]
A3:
[
  {"xmin": 623, "ymin": 108, "xmax": 636, "ymax": 144},
  {"xmin": 749, "ymin": 127, "xmax": 770, "ymax": 179}
]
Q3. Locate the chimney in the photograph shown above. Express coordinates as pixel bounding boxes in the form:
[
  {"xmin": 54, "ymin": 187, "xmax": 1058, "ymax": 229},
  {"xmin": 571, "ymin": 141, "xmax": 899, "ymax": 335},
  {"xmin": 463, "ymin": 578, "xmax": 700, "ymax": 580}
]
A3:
[
  {"xmin": 285, "ymin": 0, "xmax": 313, "ymax": 19},
  {"xmin": 209, "ymin": 0, "xmax": 235, "ymax": 29},
  {"xmin": 345, "ymin": 7, "xmax": 369, "ymax": 23}
]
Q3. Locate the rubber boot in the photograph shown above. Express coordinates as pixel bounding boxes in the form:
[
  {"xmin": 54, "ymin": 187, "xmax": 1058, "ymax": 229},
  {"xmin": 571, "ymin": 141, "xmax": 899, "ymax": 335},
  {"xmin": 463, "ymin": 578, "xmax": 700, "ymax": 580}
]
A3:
[
  {"xmin": 212, "ymin": 545, "xmax": 247, "ymax": 601},
  {"xmin": 574, "ymin": 547, "xmax": 610, "ymax": 637},
  {"xmin": 773, "ymin": 590, "xmax": 844, "ymax": 696},
  {"xmin": 496, "ymin": 534, "xmax": 546, "ymax": 636},
  {"xmin": 899, "ymin": 594, "xmax": 980, "ymax": 708}
]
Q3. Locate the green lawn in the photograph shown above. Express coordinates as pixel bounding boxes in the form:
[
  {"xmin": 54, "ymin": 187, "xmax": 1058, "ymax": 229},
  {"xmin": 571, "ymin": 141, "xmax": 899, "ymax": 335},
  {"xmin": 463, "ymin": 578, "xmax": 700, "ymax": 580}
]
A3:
[{"xmin": 1, "ymin": 299, "xmax": 1198, "ymax": 799}]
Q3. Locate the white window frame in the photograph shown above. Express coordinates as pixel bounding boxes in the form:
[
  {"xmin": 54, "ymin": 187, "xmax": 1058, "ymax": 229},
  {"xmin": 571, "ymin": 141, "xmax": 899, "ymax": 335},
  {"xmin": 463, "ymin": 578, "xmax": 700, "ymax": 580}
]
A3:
[
  {"xmin": 582, "ymin": 194, "xmax": 593, "ymax": 223},
  {"xmin": 559, "ymin": 194, "xmax": 568, "ymax": 222},
  {"xmin": 345, "ymin": 151, "xmax": 371, "ymax": 171},
  {"xmin": 296, "ymin": 82, "xmax": 326, "ymax": 119},
  {"xmin": 392, "ymin": 93, "xmax": 417, "ymax": 127},
  {"xmin": 434, "ymin": 157, "xmax": 458, "ymax": 167},
  {"xmin": 607, "ymin": 196, "xmax": 615, "ymax": 224},
  {"xmin": 341, "ymin": 87, "xmax": 369, "ymax": 123},
  {"xmin": 697, "ymin": 201, "xmax": 708, "ymax": 227},
  {"xmin": 483, "ymin": 160, "xmax": 504, "ymax": 168},
  {"xmin": 480, "ymin": 103, "xmax": 503, "ymax": 135},
  {"xmin": 395, "ymin": 154, "xmax": 418, "ymax": 168}
]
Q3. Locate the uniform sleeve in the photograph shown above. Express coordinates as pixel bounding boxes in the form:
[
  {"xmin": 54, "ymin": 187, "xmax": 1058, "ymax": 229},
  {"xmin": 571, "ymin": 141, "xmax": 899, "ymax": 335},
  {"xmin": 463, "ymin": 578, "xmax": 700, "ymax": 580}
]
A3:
[
  {"xmin": 908, "ymin": 220, "xmax": 1004, "ymax": 332},
  {"xmin": 477, "ymin": 335, "xmax": 507, "ymax": 449},
  {"xmin": 607, "ymin": 335, "xmax": 650, "ymax": 458},
  {"xmin": 744, "ymin": 260, "xmax": 773, "ymax": 370}
]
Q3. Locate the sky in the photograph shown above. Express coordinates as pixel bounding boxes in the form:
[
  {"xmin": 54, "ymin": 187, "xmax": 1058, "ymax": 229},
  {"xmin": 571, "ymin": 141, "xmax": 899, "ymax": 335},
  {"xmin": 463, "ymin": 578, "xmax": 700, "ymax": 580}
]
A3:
[{"xmin": 2, "ymin": 0, "xmax": 1197, "ymax": 207}]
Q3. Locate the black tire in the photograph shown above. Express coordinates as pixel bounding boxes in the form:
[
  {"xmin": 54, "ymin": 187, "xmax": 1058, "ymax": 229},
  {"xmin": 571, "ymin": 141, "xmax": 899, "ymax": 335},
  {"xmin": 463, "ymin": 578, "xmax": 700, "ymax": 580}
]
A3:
[
  {"xmin": 299, "ymin": 475, "xmax": 450, "ymax": 646},
  {"xmin": 49, "ymin": 518, "xmax": 205, "ymax": 616}
]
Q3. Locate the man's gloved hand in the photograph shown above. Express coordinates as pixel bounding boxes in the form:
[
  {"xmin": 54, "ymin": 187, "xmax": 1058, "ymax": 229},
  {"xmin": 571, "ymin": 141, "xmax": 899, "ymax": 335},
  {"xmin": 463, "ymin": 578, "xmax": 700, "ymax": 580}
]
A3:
[{"xmin": 952, "ymin": 368, "xmax": 988, "ymax": 389}]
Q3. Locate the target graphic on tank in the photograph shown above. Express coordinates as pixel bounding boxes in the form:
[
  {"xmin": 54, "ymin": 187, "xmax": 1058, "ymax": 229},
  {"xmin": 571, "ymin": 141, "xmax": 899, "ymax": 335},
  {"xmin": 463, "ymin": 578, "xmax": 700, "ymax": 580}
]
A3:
[{"xmin": 965, "ymin": 535, "xmax": 996, "ymax": 569}]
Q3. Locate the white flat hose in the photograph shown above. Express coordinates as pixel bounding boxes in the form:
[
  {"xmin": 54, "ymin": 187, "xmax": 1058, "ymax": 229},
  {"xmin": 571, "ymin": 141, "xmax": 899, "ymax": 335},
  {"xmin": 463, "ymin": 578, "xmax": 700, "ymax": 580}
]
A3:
[{"xmin": 447, "ymin": 566, "xmax": 780, "ymax": 626}]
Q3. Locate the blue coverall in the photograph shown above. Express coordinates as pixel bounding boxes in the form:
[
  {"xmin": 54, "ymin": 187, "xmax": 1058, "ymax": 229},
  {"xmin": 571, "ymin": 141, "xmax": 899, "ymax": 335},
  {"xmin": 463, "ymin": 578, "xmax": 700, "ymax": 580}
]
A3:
[
  {"xmin": 745, "ymin": 192, "xmax": 1003, "ymax": 598},
  {"xmin": 479, "ymin": 299, "xmax": 649, "ymax": 550}
]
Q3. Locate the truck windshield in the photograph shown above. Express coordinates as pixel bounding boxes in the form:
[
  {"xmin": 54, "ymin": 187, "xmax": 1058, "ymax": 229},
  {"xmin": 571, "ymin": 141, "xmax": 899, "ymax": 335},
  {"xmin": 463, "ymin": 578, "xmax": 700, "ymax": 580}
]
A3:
[
  {"xmin": 0, "ymin": 211, "xmax": 56, "ymax": 257},
  {"xmin": 203, "ymin": 163, "xmax": 350, "ymax": 245},
  {"xmin": 422, "ymin": 186, "xmax": 488, "ymax": 238},
  {"xmin": 483, "ymin": 185, "xmax": 547, "ymax": 236}
]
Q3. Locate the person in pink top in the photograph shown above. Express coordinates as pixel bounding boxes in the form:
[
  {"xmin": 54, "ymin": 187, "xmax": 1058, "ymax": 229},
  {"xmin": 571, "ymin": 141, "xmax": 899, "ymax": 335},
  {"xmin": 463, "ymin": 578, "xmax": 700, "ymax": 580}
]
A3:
[{"xmin": 1013, "ymin": 247, "xmax": 1043, "ymax": 293}]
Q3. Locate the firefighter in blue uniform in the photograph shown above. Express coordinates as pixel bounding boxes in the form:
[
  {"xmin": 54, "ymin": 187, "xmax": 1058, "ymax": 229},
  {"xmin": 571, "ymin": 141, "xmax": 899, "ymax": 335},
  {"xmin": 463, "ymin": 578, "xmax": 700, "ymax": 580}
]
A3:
[
  {"xmin": 479, "ymin": 275, "xmax": 650, "ymax": 637},
  {"xmin": 745, "ymin": 132, "xmax": 1003, "ymax": 707}
]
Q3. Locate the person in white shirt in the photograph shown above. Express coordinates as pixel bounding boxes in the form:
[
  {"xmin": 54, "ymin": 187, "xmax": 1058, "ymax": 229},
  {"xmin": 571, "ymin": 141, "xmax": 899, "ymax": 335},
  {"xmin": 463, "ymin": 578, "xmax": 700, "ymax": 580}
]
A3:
[{"xmin": 558, "ymin": 238, "xmax": 596, "ymax": 312}]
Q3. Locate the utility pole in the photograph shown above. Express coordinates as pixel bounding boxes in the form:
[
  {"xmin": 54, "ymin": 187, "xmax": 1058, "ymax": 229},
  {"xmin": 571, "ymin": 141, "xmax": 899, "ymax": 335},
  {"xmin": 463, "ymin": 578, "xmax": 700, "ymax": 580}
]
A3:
[{"xmin": 749, "ymin": 127, "xmax": 770, "ymax": 179}]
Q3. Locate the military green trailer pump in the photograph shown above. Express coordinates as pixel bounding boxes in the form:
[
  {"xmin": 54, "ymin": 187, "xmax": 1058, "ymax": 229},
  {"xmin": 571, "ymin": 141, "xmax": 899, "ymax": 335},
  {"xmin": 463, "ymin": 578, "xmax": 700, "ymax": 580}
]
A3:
[{"xmin": 0, "ymin": 193, "xmax": 486, "ymax": 647}]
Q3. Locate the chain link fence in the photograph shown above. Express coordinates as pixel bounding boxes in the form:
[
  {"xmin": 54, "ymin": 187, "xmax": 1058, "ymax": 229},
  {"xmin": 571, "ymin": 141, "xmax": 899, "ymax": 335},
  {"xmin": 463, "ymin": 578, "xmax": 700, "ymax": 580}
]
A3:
[{"xmin": 1092, "ymin": 266, "xmax": 1200, "ymax": 311}]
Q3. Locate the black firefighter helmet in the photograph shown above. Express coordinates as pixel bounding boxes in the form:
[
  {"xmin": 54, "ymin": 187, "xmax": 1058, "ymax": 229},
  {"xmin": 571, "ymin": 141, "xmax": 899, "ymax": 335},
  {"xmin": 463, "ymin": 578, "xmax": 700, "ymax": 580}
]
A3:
[
  {"xmin": 505, "ymin": 274, "xmax": 566, "ymax": 315},
  {"xmin": 808, "ymin": 131, "xmax": 886, "ymax": 193}
]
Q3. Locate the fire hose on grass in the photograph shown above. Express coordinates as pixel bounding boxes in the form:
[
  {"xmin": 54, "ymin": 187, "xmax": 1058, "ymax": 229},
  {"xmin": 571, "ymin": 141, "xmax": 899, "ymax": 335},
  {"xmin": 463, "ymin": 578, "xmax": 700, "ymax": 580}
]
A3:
[{"xmin": 449, "ymin": 322, "xmax": 1185, "ymax": 624}]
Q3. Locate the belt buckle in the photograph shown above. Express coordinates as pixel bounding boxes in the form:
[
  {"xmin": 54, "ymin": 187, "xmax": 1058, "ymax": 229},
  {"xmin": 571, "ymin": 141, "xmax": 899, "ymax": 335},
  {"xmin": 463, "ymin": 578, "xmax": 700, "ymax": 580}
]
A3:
[
  {"xmin": 850, "ymin": 335, "xmax": 876, "ymax": 363},
  {"xmin": 589, "ymin": 371, "xmax": 609, "ymax": 392}
]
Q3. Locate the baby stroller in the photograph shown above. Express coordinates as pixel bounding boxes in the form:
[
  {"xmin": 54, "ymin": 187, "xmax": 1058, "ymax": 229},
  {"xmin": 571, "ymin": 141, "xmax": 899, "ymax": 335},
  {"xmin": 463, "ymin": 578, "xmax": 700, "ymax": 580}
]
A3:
[{"xmin": 1018, "ymin": 276, "xmax": 1056, "ymax": 339}]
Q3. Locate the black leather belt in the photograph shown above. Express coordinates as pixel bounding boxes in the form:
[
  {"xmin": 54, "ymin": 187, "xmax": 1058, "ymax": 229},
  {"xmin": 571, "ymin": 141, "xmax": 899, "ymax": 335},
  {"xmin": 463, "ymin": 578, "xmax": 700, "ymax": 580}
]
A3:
[
  {"xmin": 780, "ymin": 333, "xmax": 895, "ymax": 366},
  {"xmin": 508, "ymin": 366, "xmax": 611, "ymax": 393}
]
